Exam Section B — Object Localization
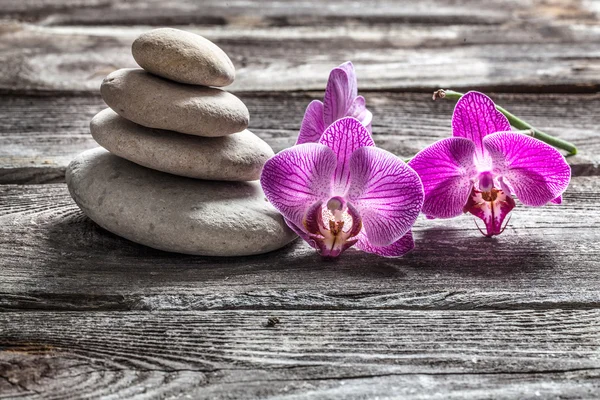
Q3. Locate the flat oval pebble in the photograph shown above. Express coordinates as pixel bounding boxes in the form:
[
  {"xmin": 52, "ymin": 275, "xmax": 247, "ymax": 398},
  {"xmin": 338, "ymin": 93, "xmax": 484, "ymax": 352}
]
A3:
[
  {"xmin": 132, "ymin": 28, "xmax": 235, "ymax": 87},
  {"xmin": 66, "ymin": 148, "xmax": 296, "ymax": 256},
  {"xmin": 101, "ymin": 68, "xmax": 249, "ymax": 137},
  {"xmin": 90, "ymin": 108, "xmax": 273, "ymax": 181}
]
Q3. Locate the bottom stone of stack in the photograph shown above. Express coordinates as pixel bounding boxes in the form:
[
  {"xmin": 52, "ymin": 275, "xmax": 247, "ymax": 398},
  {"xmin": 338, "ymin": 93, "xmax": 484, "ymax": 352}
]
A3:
[{"xmin": 66, "ymin": 148, "xmax": 297, "ymax": 256}]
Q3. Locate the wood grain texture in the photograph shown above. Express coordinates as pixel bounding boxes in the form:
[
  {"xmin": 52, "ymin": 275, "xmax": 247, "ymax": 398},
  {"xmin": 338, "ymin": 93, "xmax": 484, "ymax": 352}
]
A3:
[
  {"xmin": 1, "ymin": 92, "xmax": 598, "ymax": 184},
  {"xmin": 0, "ymin": 0, "xmax": 560, "ymax": 25},
  {"xmin": 2, "ymin": 1, "xmax": 600, "ymax": 398},
  {"xmin": 1, "ymin": 177, "xmax": 599, "ymax": 312},
  {"xmin": 1, "ymin": 310, "xmax": 599, "ymax": 399},
  {"xmin": 2, "ymin": 0, "xmax": 597, "ymax": 31},
  {"xmin": 0, "ymin": 0, "xmax": 599, "ymax": 94}
]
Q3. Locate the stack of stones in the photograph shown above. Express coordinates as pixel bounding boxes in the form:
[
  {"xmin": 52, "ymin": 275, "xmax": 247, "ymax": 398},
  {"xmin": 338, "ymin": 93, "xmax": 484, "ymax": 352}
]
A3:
[{"xmin": 66, "ymin": 28, "xmax": 295, "ymax": 256}]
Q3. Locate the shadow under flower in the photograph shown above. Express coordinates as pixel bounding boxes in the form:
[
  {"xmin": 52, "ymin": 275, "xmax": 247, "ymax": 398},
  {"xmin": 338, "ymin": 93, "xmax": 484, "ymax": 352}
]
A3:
[
  {"xmin": 404, "ymin": 226, "xmax": 557, "ymax": 278},
  {"xmin": 27, "ymin": 205, "xmax": 560, "ymax": 304}
]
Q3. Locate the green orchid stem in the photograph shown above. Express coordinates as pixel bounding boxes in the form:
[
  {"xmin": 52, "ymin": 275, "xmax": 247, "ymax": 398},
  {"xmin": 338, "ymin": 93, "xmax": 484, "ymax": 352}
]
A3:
[{"xmin": 433, "ymin": 89, "xmax": 578, "ymax": 156}]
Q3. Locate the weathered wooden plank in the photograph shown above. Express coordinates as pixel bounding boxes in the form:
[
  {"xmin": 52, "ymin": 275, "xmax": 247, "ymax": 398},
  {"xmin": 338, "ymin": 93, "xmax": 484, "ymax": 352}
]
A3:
[
  {"xmin": 0, "ymin": 177, "xmax": 599, "ymax": 311},
  {"xmin": 1, "ymin": 310, "xmax": 599, "ymax": 399},
  {"xmin": 1, "ymin": 92, "xmax": 597, "ymax": 184},
  {"xmin": 1, "ymin": 12, "xmax": 600, "ymax": 94},
  {"xmin": 3, "ymin": 0, "xmax": 596, "ymax": 93},
  {"xmin": 2, "ymin": 0, "xmax": 595, "ymax": 26}
]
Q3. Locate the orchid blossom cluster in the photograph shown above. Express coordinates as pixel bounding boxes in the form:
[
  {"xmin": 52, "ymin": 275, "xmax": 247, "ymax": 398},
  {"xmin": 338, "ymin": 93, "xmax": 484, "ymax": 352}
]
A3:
[{"xmin": 260, "ymin": 62, "xmax": 572, "ymax": 259}]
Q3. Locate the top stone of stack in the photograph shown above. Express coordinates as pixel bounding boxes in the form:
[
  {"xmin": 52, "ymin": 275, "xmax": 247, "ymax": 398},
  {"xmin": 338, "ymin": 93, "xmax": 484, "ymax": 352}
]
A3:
[{"xmin": 132, "ymin": 28, "xmax": 236, "ymax": 87}]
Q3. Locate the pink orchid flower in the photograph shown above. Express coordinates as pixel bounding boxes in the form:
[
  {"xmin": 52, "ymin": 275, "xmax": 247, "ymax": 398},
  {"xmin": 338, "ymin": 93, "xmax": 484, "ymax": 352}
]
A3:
[
  {"xmin": 261, "ymin": 117, "xmax": 424, "ymax": 258},
  {"xmin": 296, "ymin": 61, "xmax": 373, "ymax": 145},
  {"xmin": 408, "ymin": 91, "xmax": 571, "ymax": 236}
]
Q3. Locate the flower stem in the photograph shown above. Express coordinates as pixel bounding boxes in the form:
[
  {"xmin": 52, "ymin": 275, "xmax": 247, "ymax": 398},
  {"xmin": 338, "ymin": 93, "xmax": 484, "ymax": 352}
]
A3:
[{"xmin": 433, "ymin": 89, "xmax": 577, "ymax": 156}]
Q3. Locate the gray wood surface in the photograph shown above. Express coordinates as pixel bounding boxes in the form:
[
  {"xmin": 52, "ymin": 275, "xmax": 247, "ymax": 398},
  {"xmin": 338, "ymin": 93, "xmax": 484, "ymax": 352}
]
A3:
[
  {"xmin": 1, "ymin": 177, "xmax": 599, "ymax": 312},
  {"xmin": 1, "ymin": 0, "xmax": 600, "ymax": 93},
  {"xmin": 1, "ymin": 92, "xmax": 598, "ymax": 184},
  {"xmin": 1, "ymin": 0, "xmax": 600, "ymax": 398},
  {"xmin": 1, "ymin": 310, "xmax": 599, "ymax": 399}
]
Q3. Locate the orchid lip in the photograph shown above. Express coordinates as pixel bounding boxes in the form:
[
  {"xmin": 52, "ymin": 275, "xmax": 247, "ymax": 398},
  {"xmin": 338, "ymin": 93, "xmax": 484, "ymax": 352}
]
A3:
[
  {"xmin": 464, "ymin": 186, "xmax": 515, "ymax": 237},
  {"xmin": 303, "ymin": 198, "xmax": 362, "ymax": 258}
]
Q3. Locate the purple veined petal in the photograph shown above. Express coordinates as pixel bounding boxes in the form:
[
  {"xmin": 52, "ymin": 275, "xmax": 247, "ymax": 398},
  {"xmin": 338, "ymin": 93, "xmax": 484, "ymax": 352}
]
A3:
[
  {"xmin": 296, "ymin": 100, "xmax": 326, "ymax": 145},
  {"xmin": 483, "ymin": 132, "xmax": 571, "ymax": 207},
  {"xmin": 319, "ymin": 117, "xmax": 375, "ymax": 194},
  {"xmin": 260, "ymin": 143, "xmax": 336, "ymax": 228},
  {"xmin": 347, "ymin": 146, "xmax": 424, "ymax": 247},
  {"xmin": 408, "ymin": 137, "xmax": 478, "ymax": 218},
  {"xmin": 323, "ymin": 62, "xmax": 357, "ymax": 126},
  {"xmin": 334, "ymin": 61, "xmax": 358, "ymax": 100},
  {"xmin": 348, "ymin": 95, "xmax": 373, "ymax": 132},
  {"xmin": 336, "ymin": 61, "xmax": 357, "ymax": 92},
  {"xmin": 452, "ymin": 91, "xmax": 511, "ymax": 162},
  {"xmin": 550, "ymin": 195, "xmax": 563, "ymax": 205},
  {"xmin": 356, "ymin": 230, "xmax": 415, "ymax": 258}
]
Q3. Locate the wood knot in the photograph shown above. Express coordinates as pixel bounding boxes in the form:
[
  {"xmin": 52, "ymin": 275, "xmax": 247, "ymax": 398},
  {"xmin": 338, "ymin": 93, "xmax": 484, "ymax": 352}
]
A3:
[{"xmin": 264, "ymin": 317, "xmax": 280, "ymax": 328}]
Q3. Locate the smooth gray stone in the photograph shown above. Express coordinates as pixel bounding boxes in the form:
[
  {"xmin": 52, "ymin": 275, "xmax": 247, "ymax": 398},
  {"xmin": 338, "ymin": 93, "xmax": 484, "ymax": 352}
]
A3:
[
  {"xmin": 66, "ymin": 148, "xmax": 297, "ymax": 256},
  {"xmin": 90, "ymin": 108, "xmax": 273, "ymax": 181},
  {"xmin": 132, "ymin": 28, "xmax": 235, "ymax": 87},
  {"xmin": 101, "ymin": 68, "xmax": 249, "ymax": 137}
]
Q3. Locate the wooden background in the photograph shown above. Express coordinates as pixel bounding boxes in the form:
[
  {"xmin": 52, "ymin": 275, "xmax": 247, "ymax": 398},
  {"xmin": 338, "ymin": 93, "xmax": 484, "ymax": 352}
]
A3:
[{"xmin": 1, "ymin": 1, "xmax": 599, "ymax": 398}]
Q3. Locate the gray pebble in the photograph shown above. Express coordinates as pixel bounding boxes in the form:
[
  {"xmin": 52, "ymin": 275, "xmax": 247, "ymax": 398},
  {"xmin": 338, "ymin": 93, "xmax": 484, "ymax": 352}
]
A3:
[
  {"xmin": 101, "ymin": 68, "xmax": 248, "ymax": 137},
  {"xmin": 133, "ymin": 28, "xmax": 235, "ymax": 87},
  {"xmin": 90, "ymin": 108, "xmax": 272, "ymax": 181},
  {"xmin": 66, "ymin": 148, "xmax": 297, "ymax": 256}
]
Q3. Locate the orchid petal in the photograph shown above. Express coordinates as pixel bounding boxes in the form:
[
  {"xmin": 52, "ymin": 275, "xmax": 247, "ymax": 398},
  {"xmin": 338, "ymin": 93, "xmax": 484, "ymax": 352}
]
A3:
[
  {"xmin": 336, "ymin": 61, "xmax": 357, "ymax": 92},
  {"xmin": 348, "ymin": 95, "xmax": 373, "ymax": 132},
  {"xmin": 296, "ymin": 100, "xmax": 325, "ymax": 145},
  {"xmin": 483, "ymin": 132, "xmax": 571, "ymax": 206},
  {"xmin": 356, "ymin": 230, "xmax": 415, "ymax": 258},
  {"xmin": 408, "ymin": 137, "xmax": 477, "ymax": 218},
  {"xmin": 323, "ymin": 62, "xmax": 357, "ymax": 126},
  {"xmin": 452, "ymin": 91, "xmax": 511, "ymax": 162},
  {"xmin": 550, "ymin": 195, "xmax": 563, "ymax": 205},
  {"xmin": 319, "ymin": 117, "xmax": 375, "ymax": 194},
  {"xmin": 260, "ymin": 143, "xmax": 336, "ymax": 227},
  {"xmin": 347, "ymin": 146, "xmax": 424, "ymax": 247}
]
